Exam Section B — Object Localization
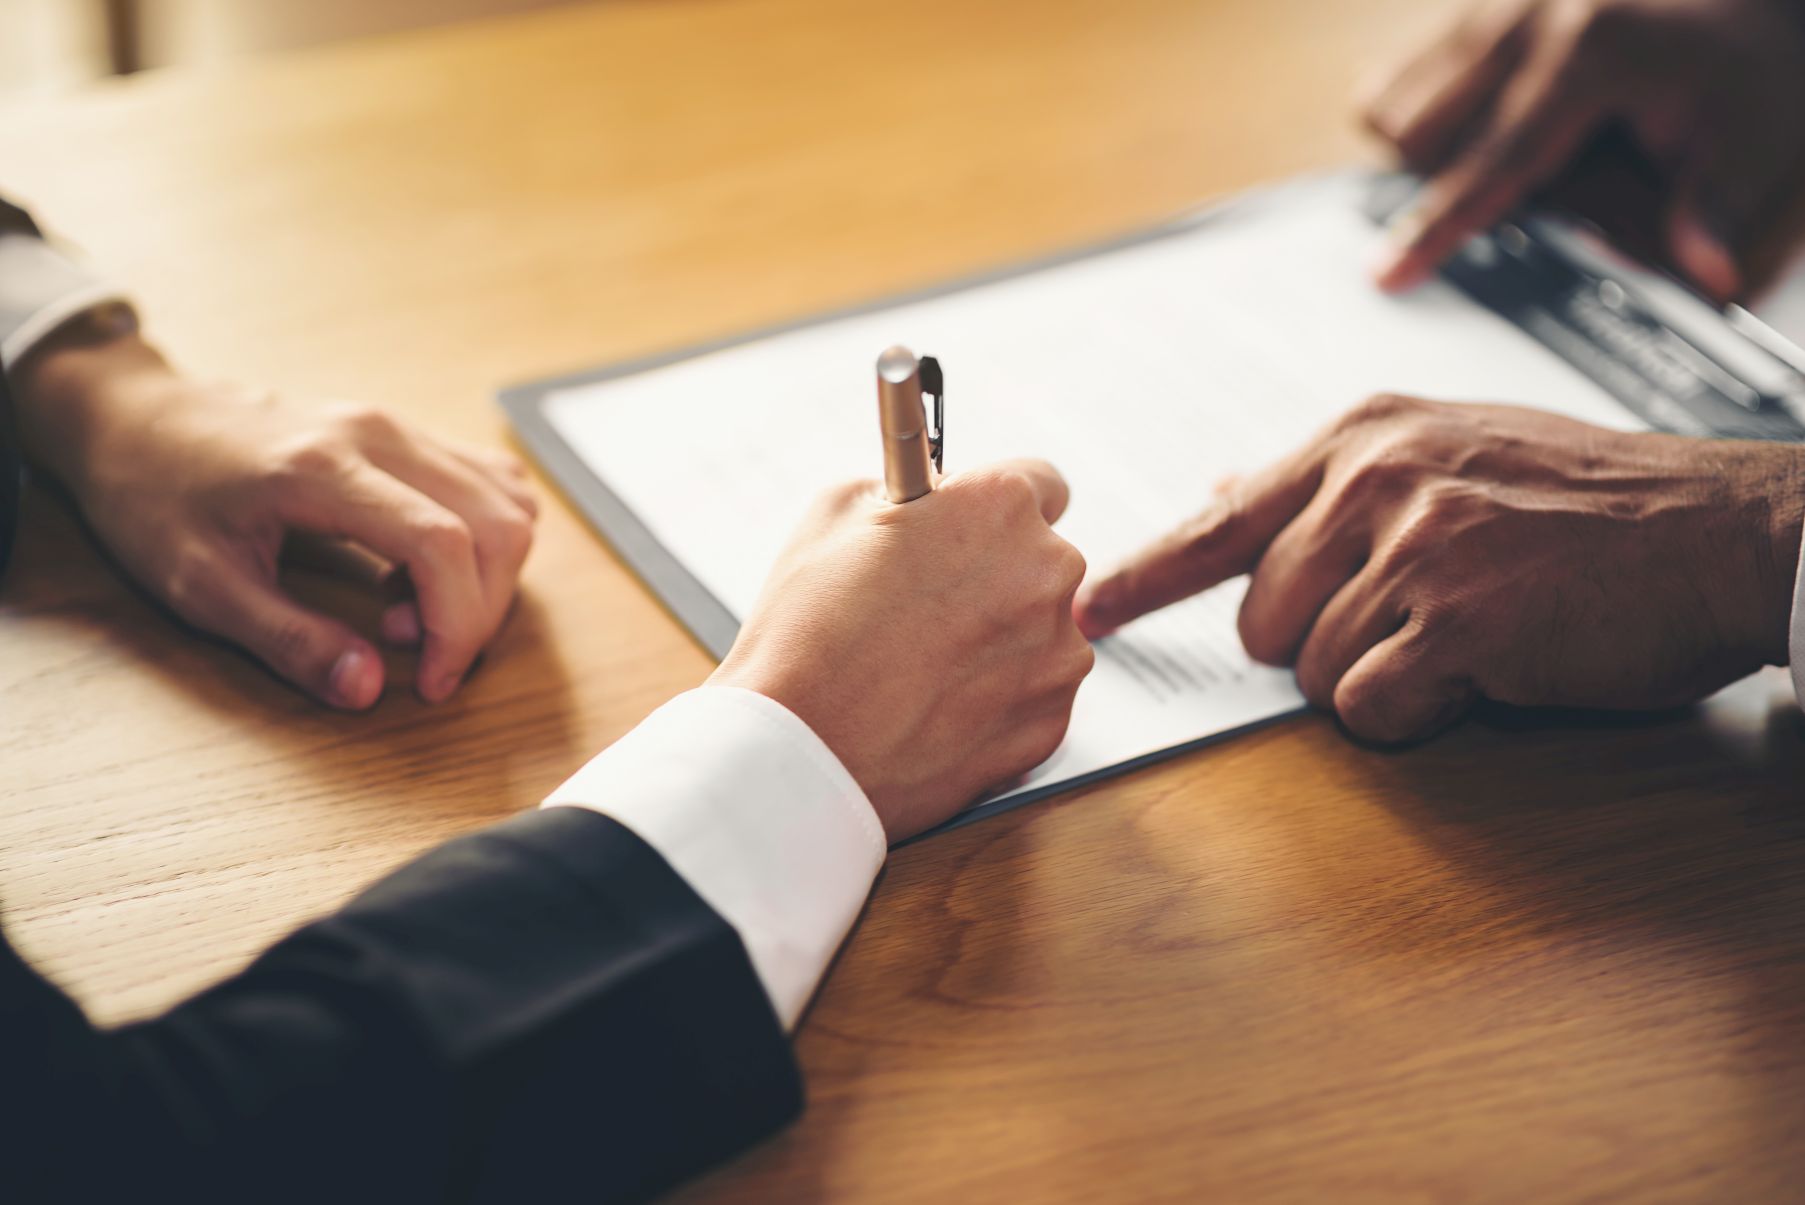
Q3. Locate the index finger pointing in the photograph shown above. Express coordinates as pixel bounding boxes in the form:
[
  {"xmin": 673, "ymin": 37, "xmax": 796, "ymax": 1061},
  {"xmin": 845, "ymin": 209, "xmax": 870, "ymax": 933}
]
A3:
[
  {"xmin": 1074, "ymin": 439, "xmax": 1328, "ymax": 639},
  {"xmin": 1374, "ymin": 35, "xmax": 1602, "ymax": 292},
  {"xmin": 1362, "ymin": 4, "xmax": 1528, "ymax": 169}
]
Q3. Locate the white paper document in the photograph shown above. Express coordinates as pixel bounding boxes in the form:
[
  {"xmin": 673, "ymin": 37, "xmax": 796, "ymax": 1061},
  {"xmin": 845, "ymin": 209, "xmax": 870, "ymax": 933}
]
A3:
[{"xmin": 533, "ymin": 174, "xmax": 1647, "ymax": 821}]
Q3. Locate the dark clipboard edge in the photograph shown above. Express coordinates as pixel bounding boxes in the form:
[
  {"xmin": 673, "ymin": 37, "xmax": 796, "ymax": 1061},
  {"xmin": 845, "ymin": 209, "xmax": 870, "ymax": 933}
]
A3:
[
  {"xmin": 501, "ymin": 379, "xmax": 742, "ymax": 659},
  {"xmin": 495, "ymin": 170, "xmax": 1374, "ymax": 838},
  {"xmin": 900, "ymin": 709, "xmax": 1304, "ymax": 844}
]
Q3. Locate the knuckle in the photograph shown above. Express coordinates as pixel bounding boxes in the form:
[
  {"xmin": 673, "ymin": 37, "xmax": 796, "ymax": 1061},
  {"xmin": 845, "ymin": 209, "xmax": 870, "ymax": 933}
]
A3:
[
  {"xmin": 1238, "ymin": 623, "xmax": 1288, "ymax": 669},
  {"xmin": 1421, "ymin": 477, "xmax": 1481, "ymax": 526},
  {"xmin": 1292, "ymin": 648, "xmax": 1336, "ymax": 712},
  {"xmin": 1411, "ymin": 611, "xmax": 1456, "ymax": 663},
  {"xmin": 507, "ymin": 508, "xmax": 537, "ymax": 551},
  {"xmin": 1338, "ymin": 447, "xmax": 1421, "ymax": 506},
  {"xmin": 1054, "ymin": 539, "xmax": 1088, "ymax": 592},
  {"xmin": 1173, "ymin": 501, "xmax": 1242, "ymax": 561},
  {"xmin": 413, "ymin": 513, "xmax": 476, "ymax": 561},
  {"xmin": 1338, "ymin": 412, "xmax": 1460, "ymax": 499},
  {"xmin": 1041, "ymin": 628, "xmax": 1096, "ymax": 687},
  {"xmin": 828, "ymin": 478, "xmax": 875, "ymax": 508},
  {"xmin": 1335, "ymin": 692, "xmax": 1398, "ymax": 744},
  {"xmin": 330, "ymin": 403, "xmax": 404, "ymax": 443},
  {"xmin": 1067, "ymin": 639, "xmax": 1098, "ymax": 685},
  {"xmin": 161, "ymin": 547, "xmax": 220, "ymax": 616},
  {"xmin": 1023, "ymin": 714, "xmax": 1071, "ymax": 769},
  {"xmin": 811, "ymin": 479, "xmax": 879, "ymax": 531},
  {"xmin": 488, "ymin": 509, "xmax": 536, "ymax": 560},
  {"xmin": 261, "ymin": 618, "xmax": 320, "ymax": 668},
  {"xmin": 1376, "ymin": 486, "xmax": 1473, "ymax": 575},
  {"xmin": 1344, "ymin": 392, "xmax": 1423, "ymax": 429},
  {"xmin": 1333, "ymin": 661, "xmax": 1422, "ymax": 743},
  {"xmin": 1236, "ymin": 585, "xmax": 1291, "ymax": 668},
  {"xmin": 1382, "ymin": 507, "xmax": 1442, "ymax": 568},
  {"xmin": 270, "ymin": 437, "xmax": 353, "ymax": 484},
  {"xmin": 1335, "ymin": 622, "xmax": 1459, "ymax": 745},
  {"xmin": 961, "ymin": 469, "xmax": 1038, "ymax": 519}
]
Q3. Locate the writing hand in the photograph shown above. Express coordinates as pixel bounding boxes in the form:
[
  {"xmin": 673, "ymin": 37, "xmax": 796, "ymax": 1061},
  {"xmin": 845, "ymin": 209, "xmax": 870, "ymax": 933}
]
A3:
[{"xmin": 712, "ymin": 460, "xmax": 1093, "ymax": 840}]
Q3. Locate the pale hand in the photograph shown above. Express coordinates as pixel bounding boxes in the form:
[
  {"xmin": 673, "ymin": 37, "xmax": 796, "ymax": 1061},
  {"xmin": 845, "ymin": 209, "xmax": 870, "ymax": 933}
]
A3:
[
  {"xmin": 711, "ymin": 460, "xmax": 1094, "ymax": 841},
  {"xmin": 1076, "ymin": 395, "xmax": 1805, "ymax": 743},
  {"xmin": 13, "ymin": 329, "xmax": 537, "ymax": 709}
]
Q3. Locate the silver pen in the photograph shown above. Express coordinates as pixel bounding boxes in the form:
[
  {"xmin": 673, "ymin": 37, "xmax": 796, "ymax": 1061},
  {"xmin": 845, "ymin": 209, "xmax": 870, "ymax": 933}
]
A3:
[{"xmin": 875, "ymin": 345, "xmax": 945, "ymax": 503}]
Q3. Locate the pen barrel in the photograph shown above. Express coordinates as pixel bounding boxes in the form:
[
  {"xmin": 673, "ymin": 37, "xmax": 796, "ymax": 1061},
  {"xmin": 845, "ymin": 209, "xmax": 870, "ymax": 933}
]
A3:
[{"xmin": 876, "ymin": 345, "xmax": 936, "ymax": 503}]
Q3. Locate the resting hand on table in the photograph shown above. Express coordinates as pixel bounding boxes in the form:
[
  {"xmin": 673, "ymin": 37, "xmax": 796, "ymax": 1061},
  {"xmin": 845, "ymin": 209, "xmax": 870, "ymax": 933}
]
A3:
[
  {"xmin": 1364, "ymin": 0, "xmax": 1805, "ymax": 299},
  {"xmin": 12, "ymin": 321, "xmax": 536, "ymax": 710},
  {"xmin": 1074, "ymin": 395, "xmax": 1805, "ymax": 743},
  {"xmin": 711, "ymin": 459, "xmax": 1094, "ymax": 841}
]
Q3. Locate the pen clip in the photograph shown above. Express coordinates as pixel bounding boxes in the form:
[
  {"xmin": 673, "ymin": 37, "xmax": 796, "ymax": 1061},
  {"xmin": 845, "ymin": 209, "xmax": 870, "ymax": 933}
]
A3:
[{"xmin": 919, "ymin": 355, "xmax": 945, "ymax": 473}]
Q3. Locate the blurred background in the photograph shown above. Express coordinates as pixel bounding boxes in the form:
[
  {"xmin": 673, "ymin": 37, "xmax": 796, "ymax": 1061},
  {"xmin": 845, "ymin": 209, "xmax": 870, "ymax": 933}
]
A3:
[
  {"xmin": 3, "ymin": 0, "xmax": 1801, "ymax": 338},
  {"xmin": 0, "ymin": 0, "xmax": 576, "ymax": 92}
]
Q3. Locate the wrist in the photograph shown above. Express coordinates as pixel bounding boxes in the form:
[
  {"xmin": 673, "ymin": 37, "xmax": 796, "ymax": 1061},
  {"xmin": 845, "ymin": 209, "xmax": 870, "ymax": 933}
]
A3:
[
  {"xmin": 704, "ymin": 659, "xmax": 827, "ymax": 766},
  {"xmin": 1749, "ymin": 444, "xmax": 1805, "ymax": 667},
  {"xmin": 9, "ymin": 316, "xmax": 175, "ymax": 498},
  {"xmin": 705, "ymin": 657, "xmax": 893, "ymax": 826}
]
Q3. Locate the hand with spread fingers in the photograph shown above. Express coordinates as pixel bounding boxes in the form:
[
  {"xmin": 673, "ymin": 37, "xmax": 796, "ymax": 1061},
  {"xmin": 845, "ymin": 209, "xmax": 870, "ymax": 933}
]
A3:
[
  {"xmin": 1074, "ymin": 395, "xmax": 1805, "ymax": 744},
  {"xmin": 1363, "ymin": 0, "xmax": 1805, "ymax": 300},
  {"xmin": 12, "ymin": 318, "xmax": 536, "ymax": 710}
]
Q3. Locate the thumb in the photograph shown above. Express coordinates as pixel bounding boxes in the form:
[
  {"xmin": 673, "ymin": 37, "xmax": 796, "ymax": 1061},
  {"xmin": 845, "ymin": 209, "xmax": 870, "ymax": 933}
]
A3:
[
  {"xmin": 167, "ymin": 553, "xmax": 385, "ymax": 709},
  {"xmin": 1074, "ymin": 445, "xmax": 1326, "ymax": 639}
]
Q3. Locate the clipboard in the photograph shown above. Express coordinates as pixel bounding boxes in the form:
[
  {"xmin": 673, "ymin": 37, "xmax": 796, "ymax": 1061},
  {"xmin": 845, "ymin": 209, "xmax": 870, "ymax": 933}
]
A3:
[{"xmin": 500, "ymin": 170, "xmax": 1805, "ymax": 834}]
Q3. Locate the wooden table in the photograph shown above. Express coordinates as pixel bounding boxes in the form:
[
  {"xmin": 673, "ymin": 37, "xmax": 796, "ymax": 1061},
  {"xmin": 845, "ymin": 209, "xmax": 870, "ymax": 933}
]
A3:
[{"xmin": 5, "ymin": 0, "xmax": 1805, "ymax": 1200}]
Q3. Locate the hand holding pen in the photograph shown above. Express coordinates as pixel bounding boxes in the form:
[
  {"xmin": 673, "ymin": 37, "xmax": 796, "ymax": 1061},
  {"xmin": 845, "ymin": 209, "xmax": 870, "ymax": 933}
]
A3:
[{"xmin": 706, "ymin": 346, "xmax": 1093, "ymax": 839}]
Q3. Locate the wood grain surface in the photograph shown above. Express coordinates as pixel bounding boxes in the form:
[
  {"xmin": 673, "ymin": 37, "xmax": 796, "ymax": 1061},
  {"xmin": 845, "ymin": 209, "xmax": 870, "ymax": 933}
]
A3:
[{"xmin": 4, "ymin": 0, "xmax": 1805, "ymax": 1201}]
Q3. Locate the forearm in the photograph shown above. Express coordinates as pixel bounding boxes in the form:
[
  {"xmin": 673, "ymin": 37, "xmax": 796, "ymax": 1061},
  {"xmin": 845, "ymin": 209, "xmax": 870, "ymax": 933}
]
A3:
[
  {"xmin": 11, "ymin": 808, "xmax": 802, "ymax": 1204},
  {"xmin": 0, "ymin": 204, "xmax": 141, "ymax": 495},
  {"xmin": 544, "ymin": 686, "xmax": 887, "ymax": 1030}
]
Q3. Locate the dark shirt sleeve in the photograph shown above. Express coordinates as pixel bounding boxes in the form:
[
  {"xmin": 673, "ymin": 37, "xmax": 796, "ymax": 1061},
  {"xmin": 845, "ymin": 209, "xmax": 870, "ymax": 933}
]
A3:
[{"xmin": 3, "ymin": 807, "xmax": 804, "ymax": 1204}]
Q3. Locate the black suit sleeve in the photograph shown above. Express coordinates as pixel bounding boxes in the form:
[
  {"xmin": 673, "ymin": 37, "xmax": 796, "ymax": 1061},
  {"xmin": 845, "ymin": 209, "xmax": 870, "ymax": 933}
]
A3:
[{"xmin": 3, "ymin": 807, "xmax": 804, "ymax": 1204}]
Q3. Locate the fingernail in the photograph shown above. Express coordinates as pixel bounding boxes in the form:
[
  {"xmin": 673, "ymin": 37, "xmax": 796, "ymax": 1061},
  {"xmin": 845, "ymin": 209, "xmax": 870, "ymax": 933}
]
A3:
[
  {"xmin": 1672, "ymin": 213, "xmax": 1742, "ymax": 302},
  {"xmin": 1387, "ymin": 206, "xmax": 1426, "ymax": 247},
  {"xmin": 381, "ymin": 602, "xmax": 422, "ymax": 646},
  {"xmin": 421, "ymin": 669, "xmax": 462, "ymax": 704},
  {"xmin": 1373, "ymin": 254, "xmax": 1427, "ymax": 294},
  {"xmin": 330, "ymin": 648, "xmax": 380, "ymax": 710},
  {"xmin": 1372, "ymin": 212, "xmax": 1428, "ymax": 292},
  {"xmin": 1372, "ymin": 243, "xmax": 1424, "ymax": 293}
]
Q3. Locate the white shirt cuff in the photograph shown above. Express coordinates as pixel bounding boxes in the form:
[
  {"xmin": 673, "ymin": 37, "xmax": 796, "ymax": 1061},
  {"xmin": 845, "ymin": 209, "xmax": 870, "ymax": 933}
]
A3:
[
  {"xmin": 1792, "ymin": 521, "xmax": 1805, "ymax": 709},
  {"xmin": 0, "ymin": 230, "xmax": 132, "ymax": 371},
  {"xmin": 542, "ymin": 685, "xmax": 885, "ymax": 1031}
]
